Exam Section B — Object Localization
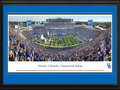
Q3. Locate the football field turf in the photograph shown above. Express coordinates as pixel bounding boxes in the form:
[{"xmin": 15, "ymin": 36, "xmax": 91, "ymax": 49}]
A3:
[{"xmin": 35, "ymin": 35, "xmax": 83, "ymax": 48}]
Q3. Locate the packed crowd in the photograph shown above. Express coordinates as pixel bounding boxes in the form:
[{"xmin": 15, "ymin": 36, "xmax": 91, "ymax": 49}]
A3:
[
  {"xmin": 22, "ymin": 31, "xmax": 35, "ymax": 40},
  {"xmin": 9, "ymin": 27, "xmax": 111, "ymax": 61},
  {"xmin": 32, "ymin": 27, "xmax": 76, "ymax": 36},
  {"xmin": 75, "ymin": 27, "xmax": 101, "ymax": 41}
]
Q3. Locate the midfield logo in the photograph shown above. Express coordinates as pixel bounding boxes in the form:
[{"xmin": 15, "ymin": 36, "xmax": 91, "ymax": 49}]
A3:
[{"xmin": 107, "ymin": 63, "xmax": 111, "ymax": 69}]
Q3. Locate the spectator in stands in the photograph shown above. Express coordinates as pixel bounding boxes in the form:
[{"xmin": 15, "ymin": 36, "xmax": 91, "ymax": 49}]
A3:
[{"xmin": 9, "ymin": 27, "xmax": 111, "ymax": 62}]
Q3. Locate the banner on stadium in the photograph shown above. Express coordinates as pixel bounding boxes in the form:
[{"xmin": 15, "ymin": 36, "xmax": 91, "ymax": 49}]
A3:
[
  {"xmin": 88, "ymin": 19, "xmax": 93, "ymax": 26},
  {"xmin": 27, "ymin": 20, "xmax": 32, "ymax": 26}
]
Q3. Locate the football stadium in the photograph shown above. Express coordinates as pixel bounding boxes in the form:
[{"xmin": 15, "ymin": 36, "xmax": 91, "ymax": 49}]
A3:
[{"xmin": 9, "ymin": 15, "xmax": 112, "ymax": 61}]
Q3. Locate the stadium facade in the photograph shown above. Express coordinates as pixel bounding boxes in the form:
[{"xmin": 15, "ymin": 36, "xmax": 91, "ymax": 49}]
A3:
[{"xmin": 44, "ymin": 18, "xmax": 75, "ymax": 36}]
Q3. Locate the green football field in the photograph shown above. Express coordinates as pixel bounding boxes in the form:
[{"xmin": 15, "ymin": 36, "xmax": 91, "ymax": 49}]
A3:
[{"xmin": 35, "ymin": 35, "xmax": 84, "ymax": 47}]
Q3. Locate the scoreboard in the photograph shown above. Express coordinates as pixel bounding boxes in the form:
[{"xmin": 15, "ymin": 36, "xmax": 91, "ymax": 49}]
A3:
[{"xmin": 47, "ymin": 18, "xmax": 72, "ymax": 22}]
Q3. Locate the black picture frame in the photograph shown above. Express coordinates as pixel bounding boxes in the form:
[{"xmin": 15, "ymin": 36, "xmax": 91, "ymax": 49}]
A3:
[{"xmin": 0, "ymin": 0, "xmax": 120, "ymax": 89}]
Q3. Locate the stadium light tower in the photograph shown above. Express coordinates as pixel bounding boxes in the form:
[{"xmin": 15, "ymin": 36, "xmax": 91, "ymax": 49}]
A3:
[{"xmin": 17, "ymin": 21, "xmax": 19, "ymax": 26}]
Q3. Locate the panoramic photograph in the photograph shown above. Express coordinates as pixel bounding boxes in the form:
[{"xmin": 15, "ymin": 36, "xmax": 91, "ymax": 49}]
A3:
[{"xmin": 8, "ymin": 14, "xmax": 112, "ymax": 62}]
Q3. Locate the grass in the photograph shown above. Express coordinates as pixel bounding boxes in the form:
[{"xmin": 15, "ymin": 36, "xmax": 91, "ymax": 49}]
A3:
[{"xmin": 35, "ymin": 35, "xmax": 84, "ymax": 48}]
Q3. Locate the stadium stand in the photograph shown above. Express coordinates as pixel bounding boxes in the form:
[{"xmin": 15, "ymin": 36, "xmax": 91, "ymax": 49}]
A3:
[{"xmin": 9, "ymin": 26, "xmax": 111, "ymax": 61}]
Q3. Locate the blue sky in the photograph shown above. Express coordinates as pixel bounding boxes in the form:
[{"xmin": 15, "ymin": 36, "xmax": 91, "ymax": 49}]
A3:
[{"xmin": 8, "ymin": 14, "xmax": 112, "ymax": 22}]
